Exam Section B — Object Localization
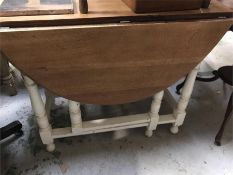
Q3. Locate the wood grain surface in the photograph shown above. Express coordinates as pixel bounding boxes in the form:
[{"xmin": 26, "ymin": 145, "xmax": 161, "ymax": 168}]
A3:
[
  {"xmin": 0, "ymin": 0, "xmax": 232, "ymax": 27},
  {"xmin": 0, "ymin": 19, "xmax": 232, "ymax": 104}
]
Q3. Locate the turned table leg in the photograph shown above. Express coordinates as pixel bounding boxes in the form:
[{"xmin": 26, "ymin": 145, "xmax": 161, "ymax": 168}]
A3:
[
  {"xmin": 145, "ymin": 90, "xmax": 164, "ymax": 137},
  {"xmin": 170, "ymin": 65, "xmax": 199, "ymax": 134},
  {"xmin": 23, "ymin": 76, "xmax": 55, "ymax": 152},
  {"xmin": 0, "ymin": 52, "xmax": 17, "ymax": 96}
]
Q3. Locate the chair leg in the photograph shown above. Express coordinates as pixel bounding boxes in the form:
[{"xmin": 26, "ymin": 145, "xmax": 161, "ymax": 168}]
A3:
[{"xmin": 215, "ymin": 92, "xmax": 233, "ymax": 146}]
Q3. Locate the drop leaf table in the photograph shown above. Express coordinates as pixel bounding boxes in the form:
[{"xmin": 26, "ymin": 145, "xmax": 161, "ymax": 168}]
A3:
[{"xmin": 0, "ymin": 0, "xmax": 232, "ymax": 151}]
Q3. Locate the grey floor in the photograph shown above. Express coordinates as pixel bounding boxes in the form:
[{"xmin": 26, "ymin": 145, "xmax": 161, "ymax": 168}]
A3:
[
  {"xmin": 1, "ymin": 31, "xmax": 233, "ymax": 175},
  {"xmin": 1, "ymin": 75, "xmax": 233, "ymax": 175}
]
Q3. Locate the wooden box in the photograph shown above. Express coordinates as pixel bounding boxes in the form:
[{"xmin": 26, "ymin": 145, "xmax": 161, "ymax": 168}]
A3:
[{"xmin": 122, "ymin": 0, "xmax": 211, "ymax": 13}]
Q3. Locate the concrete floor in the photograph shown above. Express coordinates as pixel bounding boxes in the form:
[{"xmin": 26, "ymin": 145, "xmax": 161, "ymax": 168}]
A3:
[{"xmin": 1, "ymin": 33, "xmax": 233, "ymax": 175}]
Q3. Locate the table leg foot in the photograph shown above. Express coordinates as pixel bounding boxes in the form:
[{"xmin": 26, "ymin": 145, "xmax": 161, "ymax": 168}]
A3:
[
  {"xmin": 145, "ymin": 129, "xmax": 153, "ymax": 137},
  {"xmin": 46, "ymin": 143, "xmax": 55, "ymax": 152},
  {"xmin": 170, "ymin": 126, "xmax": 179, "ymax": 134}
]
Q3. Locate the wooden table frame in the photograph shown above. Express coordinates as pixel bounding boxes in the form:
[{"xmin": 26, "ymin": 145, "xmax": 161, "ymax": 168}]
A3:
[{"xmin": 22, "ymin": 65, "xmax": 199, "ymax": 152}]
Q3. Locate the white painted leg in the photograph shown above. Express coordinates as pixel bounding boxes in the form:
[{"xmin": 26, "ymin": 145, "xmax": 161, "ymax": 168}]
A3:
[
  {"xmin": 145, "ymin": 90, "xmax": 164, "ymax": 137},
  {"xmin": 23, "ymin": 75, "xmax": 55, "ymax": 152},
  {"xmin": 45, "ymin": 89, "xmax": 55, "ymax": 121},
  {"xmin": 69, "ymin": 100, "xmax": 82, "ymax": 133},
  {"xmin": 170, "ymin": 125, "xmax": 179, "ymax": 134},
  {"xmin": 170, "ymin": 65, "xmax": 199, "ymax": 134}
]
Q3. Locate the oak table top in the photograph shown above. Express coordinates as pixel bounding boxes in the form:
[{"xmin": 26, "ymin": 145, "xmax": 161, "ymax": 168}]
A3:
[{"xmin": 0, "ymin": 0, "xmax": 232, "ymax": 104}]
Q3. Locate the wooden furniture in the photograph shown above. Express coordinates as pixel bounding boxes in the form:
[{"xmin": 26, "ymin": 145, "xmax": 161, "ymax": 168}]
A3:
[
  {"xmin": 215, "ymin": 66, "xmax": 233, "ymax": 146},
  {"xmin": 79, "ymin": 0, "xmax": 212, "ymax": 14},
  {"xmin": 23, "ymin": 66, "xmax": 200, "ymax": 152},
  {"xmin": 0, "ymin": 1, "xmax": 232, "ymax": 105},
  {"xmin": 0, "ymin": 0, "xmax": 232, "ymax": 151},
  {"xmin": 218, "ymin": 0, "xmax": 233, "ymax": 30},
  {"xmin": 121, "ymin": 0, "xmax": 211, "ymax": 13},
  {"xmin": 0, "ymin": 0, "xmax": 232, "ymax": 27}
]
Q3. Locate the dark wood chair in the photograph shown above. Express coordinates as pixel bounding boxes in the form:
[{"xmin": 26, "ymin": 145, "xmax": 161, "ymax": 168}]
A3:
[
  {"xmin": 0, "ymin": 121, "xmax": 23, "ymax": 141},
  {"xmin": 215, "ymin": 66, "xmax": 233, "ymax": 146}
]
